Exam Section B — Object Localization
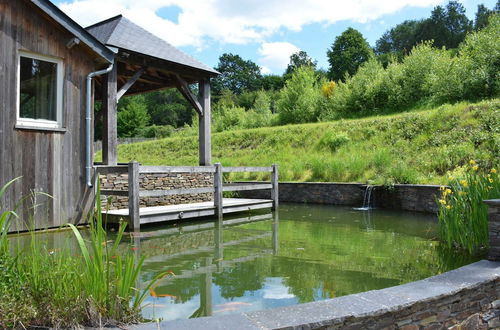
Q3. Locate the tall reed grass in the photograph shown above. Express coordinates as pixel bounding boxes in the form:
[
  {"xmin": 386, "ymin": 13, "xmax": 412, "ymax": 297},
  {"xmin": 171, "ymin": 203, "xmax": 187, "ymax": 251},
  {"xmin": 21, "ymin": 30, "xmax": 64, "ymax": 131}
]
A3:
[
  {"xmin": 437, "ymin": 161, "xmax": 499, "ymax": 254},
  {"xmin": 0, "ymin": 182, "xmax": 162, "ymax": 328}
]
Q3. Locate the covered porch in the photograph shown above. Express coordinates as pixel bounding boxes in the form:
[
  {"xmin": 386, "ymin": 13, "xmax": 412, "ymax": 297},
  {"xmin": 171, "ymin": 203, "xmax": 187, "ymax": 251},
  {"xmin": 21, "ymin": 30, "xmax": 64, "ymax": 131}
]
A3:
[{"xmin": 87, "ymin": 16, "xmax": 277, "ymax": 230}]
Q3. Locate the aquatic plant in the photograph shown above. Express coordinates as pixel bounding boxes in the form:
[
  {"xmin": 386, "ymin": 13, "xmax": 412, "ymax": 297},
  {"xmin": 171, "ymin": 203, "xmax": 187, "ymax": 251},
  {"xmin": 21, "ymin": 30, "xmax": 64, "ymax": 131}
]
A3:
[
  {"xmin": 67, "ymin": 188, "xmax": 163, "ymax": 324},
  {"xmin": 437, "ymin": 161, "xmax": 500, "ymax": 254},
  {"xmin": 0, "ymin": 181, "xmax": 162, "ymax": 328}
]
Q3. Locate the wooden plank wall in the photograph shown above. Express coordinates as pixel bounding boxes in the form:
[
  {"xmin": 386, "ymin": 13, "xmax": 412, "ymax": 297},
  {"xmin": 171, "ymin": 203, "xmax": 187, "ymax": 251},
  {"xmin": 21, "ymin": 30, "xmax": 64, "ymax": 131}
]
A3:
[{"xmin": 0, "ymin": 0, "xmax": 99, "ymax": 231}]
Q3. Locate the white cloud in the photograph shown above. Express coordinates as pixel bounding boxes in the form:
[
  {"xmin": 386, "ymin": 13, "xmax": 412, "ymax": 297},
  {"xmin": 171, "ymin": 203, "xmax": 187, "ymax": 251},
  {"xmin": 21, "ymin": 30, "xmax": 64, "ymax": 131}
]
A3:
[
  {"xmin": 59, "ymin": 0, "xmax": 443, "ymax": 48},
  {"xmin": 258, "ymin": 42, "xmax": 300, "ymax": 73}
]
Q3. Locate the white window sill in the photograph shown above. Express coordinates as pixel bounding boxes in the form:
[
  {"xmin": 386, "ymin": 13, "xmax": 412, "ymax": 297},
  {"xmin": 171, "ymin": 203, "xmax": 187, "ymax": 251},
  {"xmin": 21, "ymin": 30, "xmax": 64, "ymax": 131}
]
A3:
[{"xmin": 15, "ymin": 124, "xmax": 67, "ymax": 133}]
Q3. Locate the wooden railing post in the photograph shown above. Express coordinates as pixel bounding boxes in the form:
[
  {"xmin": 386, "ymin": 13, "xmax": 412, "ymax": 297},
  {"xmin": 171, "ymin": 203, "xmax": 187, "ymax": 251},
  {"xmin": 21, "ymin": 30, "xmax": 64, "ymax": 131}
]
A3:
[
  {"xmin": 128, "ymin": 161, "xmax": 140, "ymax": 231},
  {"xmin": 214, "ymin": 163, "xmax": 223, "ymax": 219},
  {"xmin": 271, "ymin": 164, "xmax": 279, "ymax": 210}
]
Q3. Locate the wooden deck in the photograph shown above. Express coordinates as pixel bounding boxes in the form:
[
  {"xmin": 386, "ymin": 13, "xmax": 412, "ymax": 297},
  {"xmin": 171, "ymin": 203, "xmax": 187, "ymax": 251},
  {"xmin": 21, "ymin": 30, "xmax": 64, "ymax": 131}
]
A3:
[{"xmin": 103, "ymin": 198, "xmax": 273, "ymax": 225}]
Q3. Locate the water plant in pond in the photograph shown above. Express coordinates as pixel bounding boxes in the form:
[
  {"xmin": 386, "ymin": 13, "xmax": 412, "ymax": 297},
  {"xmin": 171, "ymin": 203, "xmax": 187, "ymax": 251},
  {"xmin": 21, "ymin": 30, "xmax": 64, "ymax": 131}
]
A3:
[
  {"xmin": 438, "ymin": 161, "xmax": 500, "ymax": 254},
  {"xmin": 0, "ymin": 183, "xmax": 162, "ymax": 328}
]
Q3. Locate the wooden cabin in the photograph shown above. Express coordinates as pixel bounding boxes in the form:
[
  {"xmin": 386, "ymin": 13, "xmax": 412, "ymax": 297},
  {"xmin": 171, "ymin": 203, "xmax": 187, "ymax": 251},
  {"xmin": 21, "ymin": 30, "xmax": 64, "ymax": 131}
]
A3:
[{"xmin": 0, "ymin": 0, "xmax": 114, "ymax": 231}]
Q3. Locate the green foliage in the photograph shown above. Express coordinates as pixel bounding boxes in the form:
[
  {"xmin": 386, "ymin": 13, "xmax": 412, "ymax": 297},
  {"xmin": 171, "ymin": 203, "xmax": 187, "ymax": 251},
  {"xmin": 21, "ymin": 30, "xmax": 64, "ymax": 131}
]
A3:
[
  {"xmin": 458, "ymin": 14, "xmax": 500, "ymax": 99},
  {"xmin": 327, "ymin": 27, "xmax": 373, "ymax": 81},
  {"xmin": 375, "ymin": 20, "xmax": 421, "ymax": 55},
  {"xmin": 317, "ymin": 131, "xmax": 350, "ymax": 152},
  {"xmin": 277, "ymin": 66, "xmax": 321, "ymax": 124},
  {"xmin": 212, "ymin": 53, "xmax": 262, "ymax": 96},
  {"xmin": 139, "ymin": 124, "xmax": 175, "ymax": 138},
  {"xmin": 285, "ymin": 50, "xmax": 317, "ymax": 77},
  {"xmin": 0, "ymin": 186, "xmax": 162, "ymax": 327},
  {"xmin": 117, "ymin": 97, "xmax": 150, "ymax": 138},
  {"xmin": 438, "ymin": 163, "xmax": 500, "ymax": 254}
]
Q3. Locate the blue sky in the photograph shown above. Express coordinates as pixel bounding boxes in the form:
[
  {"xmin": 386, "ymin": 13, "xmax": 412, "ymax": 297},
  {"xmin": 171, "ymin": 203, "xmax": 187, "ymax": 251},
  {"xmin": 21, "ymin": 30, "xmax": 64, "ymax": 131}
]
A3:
[{"xmin": 55, "ymin": 0, "xmax": 496, "ymax": 75}]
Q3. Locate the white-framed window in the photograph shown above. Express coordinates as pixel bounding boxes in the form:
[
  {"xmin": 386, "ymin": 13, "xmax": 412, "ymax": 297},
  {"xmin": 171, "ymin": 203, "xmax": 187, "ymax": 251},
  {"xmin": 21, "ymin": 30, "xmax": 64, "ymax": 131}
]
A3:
[{"xmin": 17, "ymin": 51, "xmax": 64, "ymax": 129}]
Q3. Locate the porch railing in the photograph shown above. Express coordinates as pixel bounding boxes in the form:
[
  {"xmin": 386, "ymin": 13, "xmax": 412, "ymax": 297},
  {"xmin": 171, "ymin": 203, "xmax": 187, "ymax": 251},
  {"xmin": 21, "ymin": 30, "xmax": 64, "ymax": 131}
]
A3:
[{"xmin": 96, "ymin": 162, "xmax": 278, "ymax": 230}]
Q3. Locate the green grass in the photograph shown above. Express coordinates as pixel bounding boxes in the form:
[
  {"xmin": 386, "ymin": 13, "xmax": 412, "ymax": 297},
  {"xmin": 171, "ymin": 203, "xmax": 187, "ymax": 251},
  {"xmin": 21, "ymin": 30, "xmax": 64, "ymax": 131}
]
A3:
[{"xmin": 104, "ymin": 99, "xmax": 499, "ymax": 185}]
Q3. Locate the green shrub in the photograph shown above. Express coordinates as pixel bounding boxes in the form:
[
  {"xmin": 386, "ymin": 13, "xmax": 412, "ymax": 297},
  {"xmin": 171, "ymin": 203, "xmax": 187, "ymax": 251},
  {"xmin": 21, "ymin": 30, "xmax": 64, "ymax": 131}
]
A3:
[
  {"xmin": 459, "ymin": 14, "xmax": 500, "ymax": 99},
  {"xmin": 317, "ymin": 131, "xmax": 350, "ymax": 152},
  {"xmin": 277, "ymin": 66, "xmax": 321, "ymax": 124},
  {"xmin": 438, "ymin": 162, "xmax": 500, "ymax": 254},
  {"xmin": 140, "ymin": 124, "xmax": 175, "ymax": 138}
]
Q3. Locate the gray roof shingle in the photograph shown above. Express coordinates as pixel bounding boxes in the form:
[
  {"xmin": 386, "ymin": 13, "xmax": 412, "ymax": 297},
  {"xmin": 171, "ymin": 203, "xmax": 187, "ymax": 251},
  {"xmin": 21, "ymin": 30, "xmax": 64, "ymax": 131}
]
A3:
[{"xmin": 86, "ymin": 15, "xmax": 218, "ymax": 76}]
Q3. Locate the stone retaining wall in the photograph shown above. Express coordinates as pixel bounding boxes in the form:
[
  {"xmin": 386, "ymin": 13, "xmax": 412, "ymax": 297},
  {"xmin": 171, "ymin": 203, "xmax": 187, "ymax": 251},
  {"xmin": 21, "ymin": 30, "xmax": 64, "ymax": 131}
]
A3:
[
  {"xmin": 239, "ymin": 182, "xmax": 442, "ymax": 213},
  {"xmin": 486, "ymin": 199, "xmax": 500, "ymax": 261},
  {"xmin": 99, "ymin": 173, "xmax": 213, "ymax": 210}
]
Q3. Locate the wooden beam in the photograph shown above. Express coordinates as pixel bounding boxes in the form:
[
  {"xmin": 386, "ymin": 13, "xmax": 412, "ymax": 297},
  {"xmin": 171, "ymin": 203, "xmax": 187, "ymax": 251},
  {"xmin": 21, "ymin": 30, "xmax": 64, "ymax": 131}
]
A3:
[
  {"xmin": 198, "ymin": 79, "xmax": 212, "ymax": 165},
  {"xmin": 222, "ymin": 166, "xmax": 273, "ymax": 173},
  {"xmin": 174, "ymin": 74, "xmax": 203, "ymax": 115},
  {"xmin": 102, "ymin": 64, "xmax": 118, "ymax": 165},
  {"xmin": 139, "ymin": 165, "xmax": 216, "ymax": 174},
  {"xmin": 116, "ymin": 67, "xmax": 145, "ymax": 101},
  {"xmin": 128, "ymin": 161, "xmax": 141, "ymax": 232},
  {"xmin": 214, "ymin": 163, "xmax": 223, "ymax": 219},
  {"xmin": 271, "ymin": 164, "xmax": 279, "ymax": 210}
]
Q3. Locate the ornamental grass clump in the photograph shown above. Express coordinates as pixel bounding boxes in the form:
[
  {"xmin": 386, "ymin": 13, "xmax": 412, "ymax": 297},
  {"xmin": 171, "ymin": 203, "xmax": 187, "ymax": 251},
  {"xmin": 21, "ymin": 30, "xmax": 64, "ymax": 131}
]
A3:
[
  {"xmin": 0, "ymin": 182, "xmax": 163, "ymax": 328},
  {"xmin": 437, "ymin": 161, "xmax": 500, "ymax": 254}
]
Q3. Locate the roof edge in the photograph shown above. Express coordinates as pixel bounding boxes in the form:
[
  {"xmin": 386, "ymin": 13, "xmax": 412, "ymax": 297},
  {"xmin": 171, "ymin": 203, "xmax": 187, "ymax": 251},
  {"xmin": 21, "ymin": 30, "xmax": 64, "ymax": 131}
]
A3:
[
  {"xmin": 30, "ymin": 0, "xmax": 115, "ymax": 63},
  {"xmin": 85, "ymin": 14, "xmax": 123, "ymax": 30}
]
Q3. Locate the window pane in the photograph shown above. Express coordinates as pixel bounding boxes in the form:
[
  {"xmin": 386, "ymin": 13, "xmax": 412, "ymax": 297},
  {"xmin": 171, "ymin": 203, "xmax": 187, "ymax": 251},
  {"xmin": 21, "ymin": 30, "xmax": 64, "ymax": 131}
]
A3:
[{"xmin": 19, "ymin": 56, "xmax": 58, "ymax": 121}]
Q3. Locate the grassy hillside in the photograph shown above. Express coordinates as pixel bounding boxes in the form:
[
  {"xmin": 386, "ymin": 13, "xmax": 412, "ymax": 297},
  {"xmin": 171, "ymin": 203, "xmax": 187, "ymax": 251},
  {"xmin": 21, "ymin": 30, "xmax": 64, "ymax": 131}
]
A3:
[{"xmin": 106, "ymin": 99, "xmax": 499, "ymax": 185}]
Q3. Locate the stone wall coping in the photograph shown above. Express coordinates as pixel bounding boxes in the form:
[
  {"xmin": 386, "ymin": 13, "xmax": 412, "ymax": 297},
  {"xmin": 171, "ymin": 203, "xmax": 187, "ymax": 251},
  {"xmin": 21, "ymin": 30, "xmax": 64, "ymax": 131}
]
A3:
[
  {"xmin": 117, "ymin": 260, "xmax": 499, "ymax": 330},
  {"xmin": 485, "ymin": 199, "xmax": 500, "ymax": 206},
  {"xmin": 237, "ymin": 181, "xmax": 445, "ymax": 188}
]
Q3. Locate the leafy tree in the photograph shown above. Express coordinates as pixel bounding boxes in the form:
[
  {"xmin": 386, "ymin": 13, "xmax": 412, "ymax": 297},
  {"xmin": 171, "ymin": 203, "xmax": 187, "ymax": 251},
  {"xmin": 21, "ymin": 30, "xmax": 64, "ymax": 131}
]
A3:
[
  {"xmin": 277, "ymin": 66, "xmax": 320, "ymax": 124},
  {"xmin": 144, "ymin": 89, "xmax": 194, "ymax": 128},
  {"xmin": 285, "ymin": 51, "xmax": 317, "ymax": 76},
  {"xmin": 260, "ymin": 74, "xmax": 285, "ymax": 91},
  {"xmin": 212, "ymin": 53, "xmax": 262, "ymax": 96},
  {"xmin": 415, "ymin": 1, "xmax": 472, "ymax": 49},
  {"xmin": 117, "ymin": 96, "xmax": 150, "ymax": 137},
  {"xmin": 475, "ymin": 4, "xmax": 494, "ymax": 30},
  {"xmin": 327, "ymin": 28, "xmax": 373, "ymax": 81},
  {"xmin": 375, "ymin": 20, "xmax": 421, "ymax": 55}
]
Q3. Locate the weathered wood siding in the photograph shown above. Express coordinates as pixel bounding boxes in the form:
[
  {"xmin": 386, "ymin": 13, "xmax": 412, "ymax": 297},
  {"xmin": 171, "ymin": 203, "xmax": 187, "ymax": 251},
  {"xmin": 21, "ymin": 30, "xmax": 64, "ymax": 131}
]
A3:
[{"xmin": 0, "ymin": 0, "xmax": 99, "ymax": 231}]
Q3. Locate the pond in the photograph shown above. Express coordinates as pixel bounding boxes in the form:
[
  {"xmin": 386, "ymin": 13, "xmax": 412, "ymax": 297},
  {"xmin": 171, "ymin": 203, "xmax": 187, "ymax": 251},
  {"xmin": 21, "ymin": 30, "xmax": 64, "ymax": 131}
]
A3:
[{"xmin": 133, "ymin": 203, "xmax": 480, "ymax": 321}]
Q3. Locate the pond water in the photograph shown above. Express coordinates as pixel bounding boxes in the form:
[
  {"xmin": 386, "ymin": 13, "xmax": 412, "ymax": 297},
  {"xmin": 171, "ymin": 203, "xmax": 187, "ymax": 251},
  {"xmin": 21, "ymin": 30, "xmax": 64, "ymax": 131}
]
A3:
[{"xmin": 134, "ymin": 204, "xmax": 479, "ymax": 321}]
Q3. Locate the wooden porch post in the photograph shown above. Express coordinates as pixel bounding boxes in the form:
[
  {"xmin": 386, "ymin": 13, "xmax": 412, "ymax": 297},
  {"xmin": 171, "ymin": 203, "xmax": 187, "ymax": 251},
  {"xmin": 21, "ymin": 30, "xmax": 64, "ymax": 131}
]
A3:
[
  {"xmin": 198, "ymin": 79, "xmax": 212, "ymax": 165},
  {"xmin": 128, "ymin": 161, "xmax": 140, "ymax": 231},
  {"xmin": 102, "ymin": 64, "xmax": 118, "ymax": 165}
]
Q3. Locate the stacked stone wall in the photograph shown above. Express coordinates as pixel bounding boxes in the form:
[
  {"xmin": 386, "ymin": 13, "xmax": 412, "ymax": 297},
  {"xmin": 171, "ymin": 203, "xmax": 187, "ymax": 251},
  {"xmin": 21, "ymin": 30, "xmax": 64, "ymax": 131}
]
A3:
[{"xmin": 100, "ymin": 172, "xmax": 213, "ymax": 210}]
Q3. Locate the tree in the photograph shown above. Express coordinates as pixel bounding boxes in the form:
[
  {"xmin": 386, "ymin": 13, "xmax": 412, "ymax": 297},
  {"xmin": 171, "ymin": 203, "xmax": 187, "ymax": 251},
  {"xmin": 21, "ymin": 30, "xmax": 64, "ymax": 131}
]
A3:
[
  {"xmin": 276, "ymin": 66, "xmax": 320, "ymax": 124},
  {"xmin": 285, "ymin": 51, "xmax": 317, "ymax": 76},
  {"xmin": 327, "ymin": 28, "xmax": 373, "ymax": 81},
  {"xmin": 375, "ymin": 20, "xmax": 421, "ymax": 55},
  {"xmin": 144, "ymin": 89, "xmax": 194, "ymax": 128},
  {"xmin": 117, "ymin": 96, "xmax": 150, "ymax": 137},
  {"xmin": 414, "ymin": 1, "xmax": 472, "ymax": 49},
  {"xmin": 211, "ymin": 53, "xmax": 262, "ymax": 96},
  {"xmin": 260, "ymin": 74, "xmax": 285, "ymax": 91}
]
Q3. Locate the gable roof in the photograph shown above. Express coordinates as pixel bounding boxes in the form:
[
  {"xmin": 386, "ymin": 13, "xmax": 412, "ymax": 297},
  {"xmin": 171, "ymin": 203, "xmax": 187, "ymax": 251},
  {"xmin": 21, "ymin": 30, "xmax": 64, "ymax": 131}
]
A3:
[
  {"xmin": 29, "ymin": 0, "xmax": 114, "ymax": 63},
  {"xmin": 86, "ymin": 15, "xmax": 219, "ymax": 77}
]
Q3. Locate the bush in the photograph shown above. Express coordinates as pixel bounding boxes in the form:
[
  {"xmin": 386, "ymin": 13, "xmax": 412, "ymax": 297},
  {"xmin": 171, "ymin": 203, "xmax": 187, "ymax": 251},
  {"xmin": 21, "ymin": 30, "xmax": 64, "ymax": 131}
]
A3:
[
  {"xmin": 139, "ymin": 125, "xmax": 175, "ymax": 138},
  {"xmin": 316, "ymin": 131, "xmax": 350, "ymax": 152},
  {"xmin": 277, "ymin": 66, "xmax": 321, "ymax": 124},
  {"xmin": 459, "ymin": 14, "xmax": 500, "ymax": 99},
  {"xmin": 438, "ymin": 162, "xmax": 500, "ymax": 254}
]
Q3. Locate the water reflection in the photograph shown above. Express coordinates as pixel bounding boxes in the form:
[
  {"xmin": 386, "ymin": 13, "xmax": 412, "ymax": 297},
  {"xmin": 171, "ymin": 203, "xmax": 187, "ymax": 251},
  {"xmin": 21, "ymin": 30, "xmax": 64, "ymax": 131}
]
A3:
[{"xmin": 132, "ymin": 205, "xmax": 480, "ymax": 321}]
